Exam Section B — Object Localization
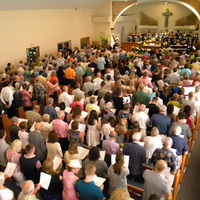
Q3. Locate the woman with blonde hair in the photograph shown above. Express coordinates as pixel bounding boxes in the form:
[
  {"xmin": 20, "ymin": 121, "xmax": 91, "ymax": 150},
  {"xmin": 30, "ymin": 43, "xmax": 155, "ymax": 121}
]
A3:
[
  {"xmin": 115, "ymin": 118, "xmax": 127, "ymax": 143},
  {"xmin": 40, "ymin": 159, "xmax": 63, "ymax": 200},
  {"xmin": 6, "ymin": 139, "xmax": 25, "ymax": 187},
  {"xmin": 110, "ymin": 188, "xmax": 133, "ymax": 200},
  {"xmin": 64, "ymin": 142, "xmax": 81, "ymax": 165},
  {"xmin": 107, "ymin": 153, "xmax": 129, "ymax": 195}
]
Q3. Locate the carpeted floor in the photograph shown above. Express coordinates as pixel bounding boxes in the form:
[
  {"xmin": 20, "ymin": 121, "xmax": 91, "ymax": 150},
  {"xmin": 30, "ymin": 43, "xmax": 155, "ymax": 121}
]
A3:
[{"xmin": 177, "ymin": 128, "xmax": 200, "ymax": 200}]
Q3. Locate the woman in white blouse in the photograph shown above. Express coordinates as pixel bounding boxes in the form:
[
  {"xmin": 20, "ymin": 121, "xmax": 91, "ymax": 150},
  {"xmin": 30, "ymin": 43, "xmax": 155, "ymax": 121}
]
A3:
[{"xmin": 46, "ymin": 130, "xmax": 63, "ymax": 159}]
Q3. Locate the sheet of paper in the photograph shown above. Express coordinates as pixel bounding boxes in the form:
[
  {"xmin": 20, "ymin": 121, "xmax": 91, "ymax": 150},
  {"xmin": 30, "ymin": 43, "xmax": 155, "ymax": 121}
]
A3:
[
  {"xmin": 81, "ymin": 111, "xmax": 88, "ymax": 119},
  {"xmin": 144, "ymin": 108, "xmax": 149, "ymax": 115},
  {"xmin": 173, "ymin": 106, "xmax": 180, "ymax": 116},
  {"xmin": 53, "ymin": 156, "xmax": 62, "ymax": 171},
  {"xmin": 39, "ymin": 172, "xmax": 52, "ymax": 190},
  {"xmin": 79, "ymin": 123, "xmax": 86, "ymax": 133},
  {"xmin": 93, "ymin": 174, "xmax": 106, "ymax": 187},
  {"xmin": 17, "ymin": 118, "xmax": 28, "ymax": 125},
  {"xmin": 110, "ymin": 109, "xmax": 116, "ymax": 114},
  {"xmin": 183, "ymin": 87, "xmax": 195, "ymax": 95},
  {"xmin": 30, "ymin": 122, "xmax": 36, "ymax": 132},
  {"xmin": 111, "ymin": 154, "xmax": 129, "ymax": 167},
  {"xmin": 4, "ymin": 162, "xmax": 16, "ymax": 177},
  {"xmin": 99, "ymin": 151, "xmax": 105, "ymax": 161},
  {"xmin": 170, "ymin": 148, "xmax": 177, "ymax": 155},
  {"xmin": 161, "ymin": 167, "xmax": 171, "ymax": 179},
  {"xmin": 133, "ymin": 105, "xmax": 139, "ymax": 113},
  {"xmin": 65, "ymin": 107, "xmax": 72, "ymax": 113},
  {"xmin": 78, "ymin": 146, "xmax": 90, "ymax": 160}
]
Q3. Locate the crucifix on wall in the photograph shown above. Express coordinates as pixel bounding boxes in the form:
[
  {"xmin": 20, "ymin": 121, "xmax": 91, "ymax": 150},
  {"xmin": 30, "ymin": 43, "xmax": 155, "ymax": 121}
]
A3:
[{"xmin": 162, "ymin": 8, "xmax": 173, "ymax": 27}]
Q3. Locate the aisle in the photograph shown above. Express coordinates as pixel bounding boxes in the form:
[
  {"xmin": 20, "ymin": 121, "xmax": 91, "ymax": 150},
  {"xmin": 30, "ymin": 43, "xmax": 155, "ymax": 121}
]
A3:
[{"xmin": 177, "ymin": 129, "xmax": 200, "ymax": 200}]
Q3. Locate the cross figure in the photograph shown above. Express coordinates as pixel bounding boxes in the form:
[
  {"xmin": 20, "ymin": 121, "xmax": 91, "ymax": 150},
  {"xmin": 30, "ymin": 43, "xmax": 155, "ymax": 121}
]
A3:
[{"xmin": 162, "ymin": 8, "xmax": 173, "ymax": 27}]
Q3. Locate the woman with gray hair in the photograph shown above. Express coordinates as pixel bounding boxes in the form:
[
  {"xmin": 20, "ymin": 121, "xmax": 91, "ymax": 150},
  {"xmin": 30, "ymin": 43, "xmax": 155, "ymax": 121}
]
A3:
[{"xmin": 0, "ymin": 172, "xmax": 14, "ymax": 200}]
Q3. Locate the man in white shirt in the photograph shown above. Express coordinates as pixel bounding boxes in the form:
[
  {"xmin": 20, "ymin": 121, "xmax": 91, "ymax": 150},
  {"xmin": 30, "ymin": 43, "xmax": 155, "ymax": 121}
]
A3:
[
  {"xmin": 181, "ymin": 92, "xmax": 199, "ymax": 118},
  {"xmin": 93, "ymin": 72, "xmax": 103, "ymax": 91},
  {"xmin": 58, "ymin": 86, "xmax": 73, "ymax": 108},
  {"xmin": 0, "ymin": 81, "xmax": 15, "ymax": 117},
  {"xmin": 132, "ymin": 104, "xmax": 150, "ymax": 136}
]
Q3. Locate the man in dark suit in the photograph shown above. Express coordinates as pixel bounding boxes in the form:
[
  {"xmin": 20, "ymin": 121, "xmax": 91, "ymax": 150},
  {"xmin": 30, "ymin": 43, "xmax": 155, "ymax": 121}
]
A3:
[
  {"xmin": 29, "ymin": 122, "xmax": 47, "ymax": 163},
  {"xmin": 123, "ymin": 132, "xmax": 146, "ymax": 182}
]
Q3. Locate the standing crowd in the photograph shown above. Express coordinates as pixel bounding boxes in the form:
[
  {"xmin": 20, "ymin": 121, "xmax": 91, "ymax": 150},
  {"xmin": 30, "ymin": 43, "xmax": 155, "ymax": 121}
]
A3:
[{"xmin": 0, "ymin": 45, "xmax": 200, "ymax": 200}]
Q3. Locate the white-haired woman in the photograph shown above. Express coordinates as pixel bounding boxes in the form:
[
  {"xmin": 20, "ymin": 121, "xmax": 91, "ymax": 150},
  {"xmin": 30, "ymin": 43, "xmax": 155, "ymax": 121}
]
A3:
[
  {"xmin": 0, "ymin": 172, "xmax": 14, "ymax": 200},
  {"xmin": 6, "ymin": 139, "xmax": 25, "ymax": 187}
]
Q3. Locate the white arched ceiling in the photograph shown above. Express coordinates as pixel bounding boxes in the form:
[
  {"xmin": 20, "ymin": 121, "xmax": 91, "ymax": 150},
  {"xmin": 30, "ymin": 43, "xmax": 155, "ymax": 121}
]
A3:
[{"xmin": 111, "ymin": 0, "xmax": 200, "ymax": 28}]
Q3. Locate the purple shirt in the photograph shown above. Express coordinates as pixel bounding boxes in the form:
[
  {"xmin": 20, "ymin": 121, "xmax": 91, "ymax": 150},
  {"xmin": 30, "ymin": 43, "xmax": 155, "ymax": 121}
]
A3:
[{"xmin": 102, "ymin": 139, "xmax": 121, "ymax": 155}]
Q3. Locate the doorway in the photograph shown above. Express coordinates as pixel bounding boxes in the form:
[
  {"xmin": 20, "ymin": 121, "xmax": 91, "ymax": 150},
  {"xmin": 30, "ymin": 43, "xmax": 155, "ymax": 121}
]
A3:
[
  {"xmin": 57, "ymin": 40, "xmax": 72, "ymax": 51},
  {"xmin": 26, "ymin": 46, "xmax": 40, "ymax": 63},
  {"xmin": 80, "ymin": 37, "xmax": 90, "ymax": 49}
]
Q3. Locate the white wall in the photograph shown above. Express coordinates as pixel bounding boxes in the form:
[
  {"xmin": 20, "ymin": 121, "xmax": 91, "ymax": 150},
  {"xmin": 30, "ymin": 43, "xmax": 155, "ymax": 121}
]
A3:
[
  {"xmin": 0, "ymin": 9, "xmax": 94, "ymax": 69},
  {"xmin": 92, "ymin": 0, "xmax": 112, "ymax": 44},
  {"xmin": 123, "ymin": 3, "xmax": 195, "ymax": 32},
  {"xmin": 112, "ymin": 20, "xmax": 134, "ymax": 45}
]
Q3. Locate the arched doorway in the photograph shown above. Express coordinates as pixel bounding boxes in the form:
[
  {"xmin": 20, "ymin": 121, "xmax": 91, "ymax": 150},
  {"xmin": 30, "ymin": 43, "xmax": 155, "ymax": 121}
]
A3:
[{"xmin": 111, "ymin": 0, "xmax": 200, "ymax": 29}]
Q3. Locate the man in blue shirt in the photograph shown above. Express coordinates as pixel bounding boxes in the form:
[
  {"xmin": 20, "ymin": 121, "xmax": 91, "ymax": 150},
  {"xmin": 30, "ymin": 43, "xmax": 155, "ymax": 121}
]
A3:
[
  {"xmin": 149, "ymin": 105, "xmax": 171, "ymax": 135},
  {"xmin": 76, "ymin": 164, "xmax": 104, "ymax": 200}
]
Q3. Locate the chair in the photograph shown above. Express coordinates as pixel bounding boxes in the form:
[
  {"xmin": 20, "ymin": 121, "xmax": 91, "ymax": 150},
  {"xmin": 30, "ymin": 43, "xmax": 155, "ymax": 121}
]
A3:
[
  {"xmin": 18, "ymin": 107, "xmax": 25, "ymax": 119},
  {"xmin": 67, "ymin": 84, "xmax": 73, "ymax": 95},
  {"xmin": 187, "ymin": 137, "xmax": 193, "ymax": 153},
  {"xmin": 192, "ymin": 128, "xmax": 197, "ymax": 141},
  {"xmin": 127, "ymin": 178, "xmax": 144, "ymax": 198},
  {"xmin": 195, "ymin": 114, "xmax": 200, "ymax": 132},
  {"xmin": 45, "ymin": 94, "xmax": 50, "ymax": 105},
  {"xmin": 32, "ymin": 100, "xmax": 38, "ymax": 107},
  {"xmin": 179, "ymin": 154, "xmax": 187, "ymax": 183},
  {"xmin": 171, "ymin": 170, "xmax": 181, "ymax": 200},
  {"xmin": 2, "ymin": 114, "xmax": 12, "ymax": 137}
]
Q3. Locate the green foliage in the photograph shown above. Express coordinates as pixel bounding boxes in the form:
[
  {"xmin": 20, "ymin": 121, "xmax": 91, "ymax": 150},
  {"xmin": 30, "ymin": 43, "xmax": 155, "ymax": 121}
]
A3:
[{"xmin": 98, "ymin": 35, "xmax": 109, "ymax": 48}]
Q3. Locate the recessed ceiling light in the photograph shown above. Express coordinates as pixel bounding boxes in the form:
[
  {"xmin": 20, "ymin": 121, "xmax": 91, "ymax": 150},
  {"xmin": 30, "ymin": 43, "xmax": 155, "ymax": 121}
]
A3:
[{"xmin": 164, "ymin": 2, "xmax": 168, "ymax": 4}]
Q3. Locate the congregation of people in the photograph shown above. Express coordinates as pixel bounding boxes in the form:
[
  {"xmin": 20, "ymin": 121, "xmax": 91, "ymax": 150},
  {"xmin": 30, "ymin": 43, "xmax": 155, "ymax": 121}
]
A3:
[
  {"xmin": 1, "ymin": 44, "xmax": 200, "ymax": 200},
  {"xmin": 127, "ymin": 30, "xmax": 198, "ymax": 48}
]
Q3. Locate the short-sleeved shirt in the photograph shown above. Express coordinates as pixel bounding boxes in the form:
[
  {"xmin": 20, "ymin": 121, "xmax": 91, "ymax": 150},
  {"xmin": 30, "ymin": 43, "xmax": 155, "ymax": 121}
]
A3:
[
  {"xmin": 149, "ymin": 113, "xmax": 171, "ymax": 135},
  {"xmin": 142, "ymin": 170, "xmax": 169, "ymax": 200},
  {"xmin": 151, "ymin": 148, "xmax": 178, "ymax": 172},
  {"xmin": 76, "ymin": 179, "xmax": 104, "ymax": 200},
  {"xmin": 170, "ymin": 135, "xmax": 189, "ymax": 155}
]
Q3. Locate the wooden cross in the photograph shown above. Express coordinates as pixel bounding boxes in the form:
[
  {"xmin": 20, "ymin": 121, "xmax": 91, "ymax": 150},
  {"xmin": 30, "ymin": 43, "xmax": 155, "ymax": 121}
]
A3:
[{"xmin": 162, "ymin": 8, "xmax": 173, "ymax": 27}]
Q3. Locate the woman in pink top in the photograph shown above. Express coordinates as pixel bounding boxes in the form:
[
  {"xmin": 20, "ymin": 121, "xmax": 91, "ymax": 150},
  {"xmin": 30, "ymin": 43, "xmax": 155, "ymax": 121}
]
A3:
[
  {"xmin": 6, "ymin": 139, "xmax": 25, "ymax": 187},
  {"xmin": 21, "ymin": 83, "xmax": 32, "ymax": 111},
  {"xmin": 62, "ymin": 159, "xmax": 82, "ymax": 200},
  {"xmin": 71, "ymin": 95, "xmax": 84, "ymax": 111}
]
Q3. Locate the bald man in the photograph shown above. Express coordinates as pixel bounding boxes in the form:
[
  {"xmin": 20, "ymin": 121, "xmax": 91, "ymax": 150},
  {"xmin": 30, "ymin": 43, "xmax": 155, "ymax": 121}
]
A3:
[
  {"xmin": 142, "ymin": 160, "xmax": 170, "ymax": 200},
  {"xmin": 18, "ymin": 180, "xmax": 40, "ymax": 200},
  {"xmin": 132, "ymin": 104, "xmax": 150, "ymax": 135},
  {"xmin": 29, "ymin": 122, "xmax": 47, "ymax": 162},
  {"xmin": 123, "ymin": 132, "xmax": 146, "ymax": 182},
  {"xmin": 58, "ymin": 86, "xmax": 73, "ymax": 108}
]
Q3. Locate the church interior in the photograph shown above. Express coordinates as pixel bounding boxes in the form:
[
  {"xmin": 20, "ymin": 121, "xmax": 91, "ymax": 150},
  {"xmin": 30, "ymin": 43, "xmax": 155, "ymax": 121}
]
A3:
[{"xmin": 0, "ymin": 0, "xmax": 200, "ymax": 200}]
